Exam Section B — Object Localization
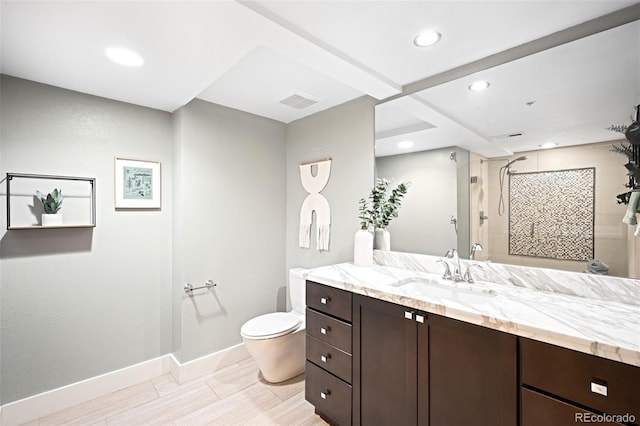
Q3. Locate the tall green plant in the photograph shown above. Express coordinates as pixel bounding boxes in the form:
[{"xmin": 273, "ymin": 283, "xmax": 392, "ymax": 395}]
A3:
[
  {"xmin": 358, "ymin": 178, "xmax": 410, "ymax": 230},
  {"xmin": 36, "ymin": 188, "xmax": 63, "ymax": 214},
  {"xmin": 358, "ymin": 198, "xmax": 373, "ymax": 231},
  {"xmin": 378, "ymin": 181, "xmax": 410, "ymax": 228}
]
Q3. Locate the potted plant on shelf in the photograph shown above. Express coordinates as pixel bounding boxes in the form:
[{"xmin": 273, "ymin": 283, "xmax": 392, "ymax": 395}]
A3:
[
  {"xmin": 36, "ymin": 188, "xmax": 64, "ymax": 226},
  {"xmin": 355, "ymin": 178, "xmax": 410, "ymax": 266}
]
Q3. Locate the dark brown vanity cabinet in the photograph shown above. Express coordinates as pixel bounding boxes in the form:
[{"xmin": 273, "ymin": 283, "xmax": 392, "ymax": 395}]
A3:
[
  {"xmin": 352, "ymin": 294, "xmax": 418, "ymax": 426},
  {"xmin": 520, "ymin": 338, "xmax": 640, "ymax": 426},
  {"xmin": 305, "ymin": 281, "xmax": 353, "ymax": 426},
  {"xmin": 352, "ymin": 293, "xmax": 517, "ymax": 426}
]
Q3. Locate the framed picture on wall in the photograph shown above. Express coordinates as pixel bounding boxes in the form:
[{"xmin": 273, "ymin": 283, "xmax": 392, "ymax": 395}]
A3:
[{"xmin": 114, "ymin": 158, "xmax": 161, "ymax": 209}]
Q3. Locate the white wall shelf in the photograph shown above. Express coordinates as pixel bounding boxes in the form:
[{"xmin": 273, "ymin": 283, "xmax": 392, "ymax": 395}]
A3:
[{"xmin": 6, "ymin": 173, "xmax": 96, "ymax": 230}]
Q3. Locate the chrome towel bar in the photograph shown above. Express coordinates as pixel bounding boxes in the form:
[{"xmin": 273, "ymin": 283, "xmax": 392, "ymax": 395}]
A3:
[{"xmin": 184, "ymin": 279, "xmax": 216, "ymax": 295}]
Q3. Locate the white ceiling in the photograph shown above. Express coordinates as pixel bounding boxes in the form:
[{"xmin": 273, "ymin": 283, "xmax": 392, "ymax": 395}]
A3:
[
  {"xmin": 0, "ymin": 0, "xmax": 637, "ymax": 127},
  {"xmin": 375, "ymin": 19, "xmax": 640, "ymax": 157}
]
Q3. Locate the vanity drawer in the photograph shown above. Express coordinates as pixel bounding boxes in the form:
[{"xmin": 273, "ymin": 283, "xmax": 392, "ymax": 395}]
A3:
[
  {"xmin": 305, "ymin": 361, "xmax": 352, "ymax": 426},
  {"xmin": 521, "ymin": 388, "xmax": 625, "ymax": 426},
  {"xmin": 521, "ymin": 338, "xmax": 640, "ymax": 419},
  {"xmin": 306, "ymin": 281, "xmax": 352, "ymax": 322},
  {"xmin": 306, "ymin": 335, "xmax": 352, "ymax": 383},
  {"xmin": 306, "ymin": 308, "xmax": 352, "ymax": 353}
]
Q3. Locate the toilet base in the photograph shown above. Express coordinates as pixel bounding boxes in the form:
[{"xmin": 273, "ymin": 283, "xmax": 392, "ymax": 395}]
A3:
[{"xmin": 243, "ymin": 328, "xmax": 306, "ymax": 383}]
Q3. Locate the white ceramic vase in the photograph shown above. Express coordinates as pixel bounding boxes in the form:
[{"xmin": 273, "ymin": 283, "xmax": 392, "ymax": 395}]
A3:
[
  {"xmin": 42, "ymin": 213, "xmax": 63, "ymax": 227},
  {"xmin": 354, "ymin": 229, "xmax": 373, "ymax": 266},
  {"xmin": 374, "ymin": 228, "xmax": 391, "ymax": 251}
]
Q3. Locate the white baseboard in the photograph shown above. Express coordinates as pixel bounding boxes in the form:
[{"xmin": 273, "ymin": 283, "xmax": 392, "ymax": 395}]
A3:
[
  {"xmin": 0, "ymin": 355, "xmax": 170, "ymax": 426},
  {"xmin": 170, "ymin": 343, "xmax": 250, "ymax": 384},
  {"xmin": 0, "ymin": 344, "xmax": 249, "ymax": 426}
]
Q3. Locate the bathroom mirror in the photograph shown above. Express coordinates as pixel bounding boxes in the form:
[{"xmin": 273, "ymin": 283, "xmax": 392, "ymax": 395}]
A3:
[{"xmin": 375, "ymin": 20, "xmax": 639, "ymax": 277}]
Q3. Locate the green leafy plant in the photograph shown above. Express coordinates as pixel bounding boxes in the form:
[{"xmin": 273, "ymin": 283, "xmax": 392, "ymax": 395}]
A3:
[
  {"xmin": 609, "ymin": 106, "xmax": 640, "ymax": 203},
  {"xmin": 358, "ymin": 178, "xmax": 410, "ymax": 230},
  {"xmin": 607, "ymin": 124, "xmax": 629, "ymax": 133},
  {"xmin": 35, "ymin": 188, "xmax": 63, "ymax": 214},
  {"xmin": 358, "ymin": 198, "xmax": 373, "ymax": 231},
  {"xmin": 610, "ymin": 142, "xmax": 634, "ymax": 161}
]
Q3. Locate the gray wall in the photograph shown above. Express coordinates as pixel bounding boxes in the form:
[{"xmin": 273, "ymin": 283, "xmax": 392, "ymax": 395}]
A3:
[
  {"xmin": 286, "ymin": 96, "xmax": 375, "ymax": 271},
  {"xmin": 0, "ymin": 75, "xmax": 368, "ymax": 404},
  {"xmin": 172, "ymin": 100, "xmax": 286, "ymax": 362},
  {"xmin": 455, "ymin": 149, "xmax": 471, "ymax": 258},
  {"xmin": 376, "ymin": 147, "xmax": 459, "ymax": 255},
  {"xmin": 0, "ymin": 75, "xmax": 173, "ymax": 404}
]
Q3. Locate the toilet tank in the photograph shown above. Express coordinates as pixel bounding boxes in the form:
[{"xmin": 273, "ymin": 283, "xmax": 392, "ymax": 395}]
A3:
[{"xmin": 289, "ymin": 268, "xmax": 309, "ymax": 314}]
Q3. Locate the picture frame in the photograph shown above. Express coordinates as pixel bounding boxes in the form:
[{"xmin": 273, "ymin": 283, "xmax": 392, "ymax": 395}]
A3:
[{"xmin": 114, "ymin": 158, "xmax": 161, "ymax": 209}]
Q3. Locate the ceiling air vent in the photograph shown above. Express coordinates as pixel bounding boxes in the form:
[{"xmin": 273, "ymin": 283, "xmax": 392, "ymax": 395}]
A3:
[
  {"xmin": 277, "ymin": 91, "xmax": 319, "ymax": 110},
  {"xmin": 491, "ymin": 132, "xmax": 523, "ymax": 140}
]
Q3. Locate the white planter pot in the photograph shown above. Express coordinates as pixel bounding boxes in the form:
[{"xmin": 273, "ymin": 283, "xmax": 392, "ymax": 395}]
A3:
[
  {"xmin": 374, "ymin": 228, "xmax": 391, "ymax": 251},
  {"xmin": 42, "ymin": 213, "xmax": 63, "ymax": 227},
  {"xmin": 354, "ymin": 230, "xmax": 373, "ymax": 266}
]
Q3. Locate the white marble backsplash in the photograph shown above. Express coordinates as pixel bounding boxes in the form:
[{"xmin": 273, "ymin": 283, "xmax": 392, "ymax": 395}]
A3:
[{"xmin": 374, "ymin": 250, "xmax": 640, "ymax": 307}]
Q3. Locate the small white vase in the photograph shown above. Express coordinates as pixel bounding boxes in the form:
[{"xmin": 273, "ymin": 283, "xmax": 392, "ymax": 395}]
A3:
[
  {"xmin": 42, "ymin": 213, "xmax": 63, "ymax": 227},
  {"xmin": 354, "ymin": 229, "xmax": 373, "ymax": 266},
  {"xmin": 374, "ymin": 228, "xmax": 391, "ymax": 251}
]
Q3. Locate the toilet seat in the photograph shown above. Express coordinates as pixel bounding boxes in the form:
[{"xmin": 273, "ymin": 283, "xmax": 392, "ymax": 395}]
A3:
[{"xmin": 241, "ymin": 312, "xmax": 302, "ymax": 339}]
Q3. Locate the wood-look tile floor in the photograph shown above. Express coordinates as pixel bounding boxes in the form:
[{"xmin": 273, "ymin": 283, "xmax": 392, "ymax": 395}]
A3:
[{"xmin": 24, "ymin": 358, "xmax": 329, "ymax": 426}]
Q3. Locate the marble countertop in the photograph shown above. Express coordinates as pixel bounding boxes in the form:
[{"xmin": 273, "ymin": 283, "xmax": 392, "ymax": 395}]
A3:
[{"xmin": 307, "ymin": 262, "xmax": 640, "ymax": 367}]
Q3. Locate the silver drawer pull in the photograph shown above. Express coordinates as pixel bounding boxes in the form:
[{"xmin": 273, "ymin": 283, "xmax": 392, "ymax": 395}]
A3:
[
  {"xmin": 590, "ymin": 381, "xmax": 608, "ymax": 397},
  {"xmin": 320, "ymin": 297, "xmax": 328, "ymax": 304},
  {"xmin": 404, "ymin": 311, "xmax": 413, "ymax": 320},
  {"xmin": 320, "ymin": 327, "xmax": 330, "ymax": 335},
  {"xmin": 321, "ymin": 390, "xmax": 331, "ymax": 399},
  {"xmin": 321, "ymin": 354, "xmax": 331, "ymax": 363},
  {"xmin": 416, "ymin": 314, "xmax": 425, "ymax": 323}
]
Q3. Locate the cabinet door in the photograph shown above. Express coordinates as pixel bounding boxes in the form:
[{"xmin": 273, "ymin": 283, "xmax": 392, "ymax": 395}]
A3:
[
  {"xmin": 423, "ymin": 315, "xmax": 517, "ymax": 426},
  {"xmin": 306, "ymin": 361, "xmax": 353, "ymax": 426},
  {"xmin": 521, "ymin": 338, "xmax": 640, "ymax": 421},
  {"xmin": 521, "ymin": 388, "xmax": 625, "ymax": 426},
  {"xmin": 353, "ymin": 294, "xmax": 417, "ymax": 426}
]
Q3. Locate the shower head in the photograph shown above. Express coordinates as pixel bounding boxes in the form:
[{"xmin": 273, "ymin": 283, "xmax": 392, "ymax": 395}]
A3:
[
  {"xmin": 498, "ymin": 155, "xmax": 528, "ymax": 216},
  {"xmin": 505, "ymin": 156, "xmax": 529, "ymax": 167}
]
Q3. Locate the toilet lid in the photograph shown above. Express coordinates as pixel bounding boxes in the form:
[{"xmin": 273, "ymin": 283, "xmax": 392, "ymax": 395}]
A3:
[{"xmin": 241, "ymin": 312, "xmax": 301, "ymax": 339}]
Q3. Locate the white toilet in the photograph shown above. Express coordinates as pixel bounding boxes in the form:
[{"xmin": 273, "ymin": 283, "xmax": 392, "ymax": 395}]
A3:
[{"xmin": 241, "ymin": 268, "xmax": 308, "ymax": 383}]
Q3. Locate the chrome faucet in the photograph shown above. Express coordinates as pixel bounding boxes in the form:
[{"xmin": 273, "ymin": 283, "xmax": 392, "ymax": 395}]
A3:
[
  {"xmin": 463, "ymin": 263, "xmax": 483, "ymax": 283},
  {"xmin": 470, "ymin": 243, "xmax": 483, "ymax": 260},
  {"xmin": 437, "ymin": 259, "xmax": 453, "ymax": 280},
  {"xmin": 442, "ymin": 248, "xmax": 484, "ymax": 283},
  {"xmin": 444, "ymin": 248, "xmax": 463, "ymax": 281}
]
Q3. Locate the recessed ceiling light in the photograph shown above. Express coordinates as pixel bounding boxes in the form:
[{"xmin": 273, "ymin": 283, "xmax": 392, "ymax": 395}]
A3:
[
  {"xmin": 398, "ymin": 140, "xmax": 414, "ymax": 149},
  {"xmin": 105, "ymin": 47, "xmax": 144, "ymax": 67},
  {"xmin": 540, "ymin": 142, "xmax": 558, "ymax": 149},
  {"xmin": 469, "ymin": 81, "xmax": 490, "ymax": 91},
  {"xmin": 413, "ymin": 30, "xmax": 441, "ymax": 47}
]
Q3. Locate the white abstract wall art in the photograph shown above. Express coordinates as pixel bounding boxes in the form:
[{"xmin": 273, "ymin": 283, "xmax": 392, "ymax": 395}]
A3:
[
  {"xmin": 299, "ymin": 159, "xmax": 332, "ymax": 251},
  {"xmin": 509, "ymin": 168, "xmax": 595, "ymax": 261}
]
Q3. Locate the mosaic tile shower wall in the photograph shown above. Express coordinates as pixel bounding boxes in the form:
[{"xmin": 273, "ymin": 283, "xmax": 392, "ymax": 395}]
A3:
[{"xmin": 509, "ymin": 168, "xmax": 595, "ymax": 261}]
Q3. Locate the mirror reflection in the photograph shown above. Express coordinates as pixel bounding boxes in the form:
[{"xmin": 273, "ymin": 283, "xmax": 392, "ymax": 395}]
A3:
[{"xmin": 375, "ymin": 20, "xmax": 639, "ymax": 278}]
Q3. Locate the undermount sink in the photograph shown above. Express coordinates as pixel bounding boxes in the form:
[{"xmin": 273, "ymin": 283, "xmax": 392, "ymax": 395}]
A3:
[{"xmin": 392, "ymin": 276, "xmax": 497, "ymax": 305}]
